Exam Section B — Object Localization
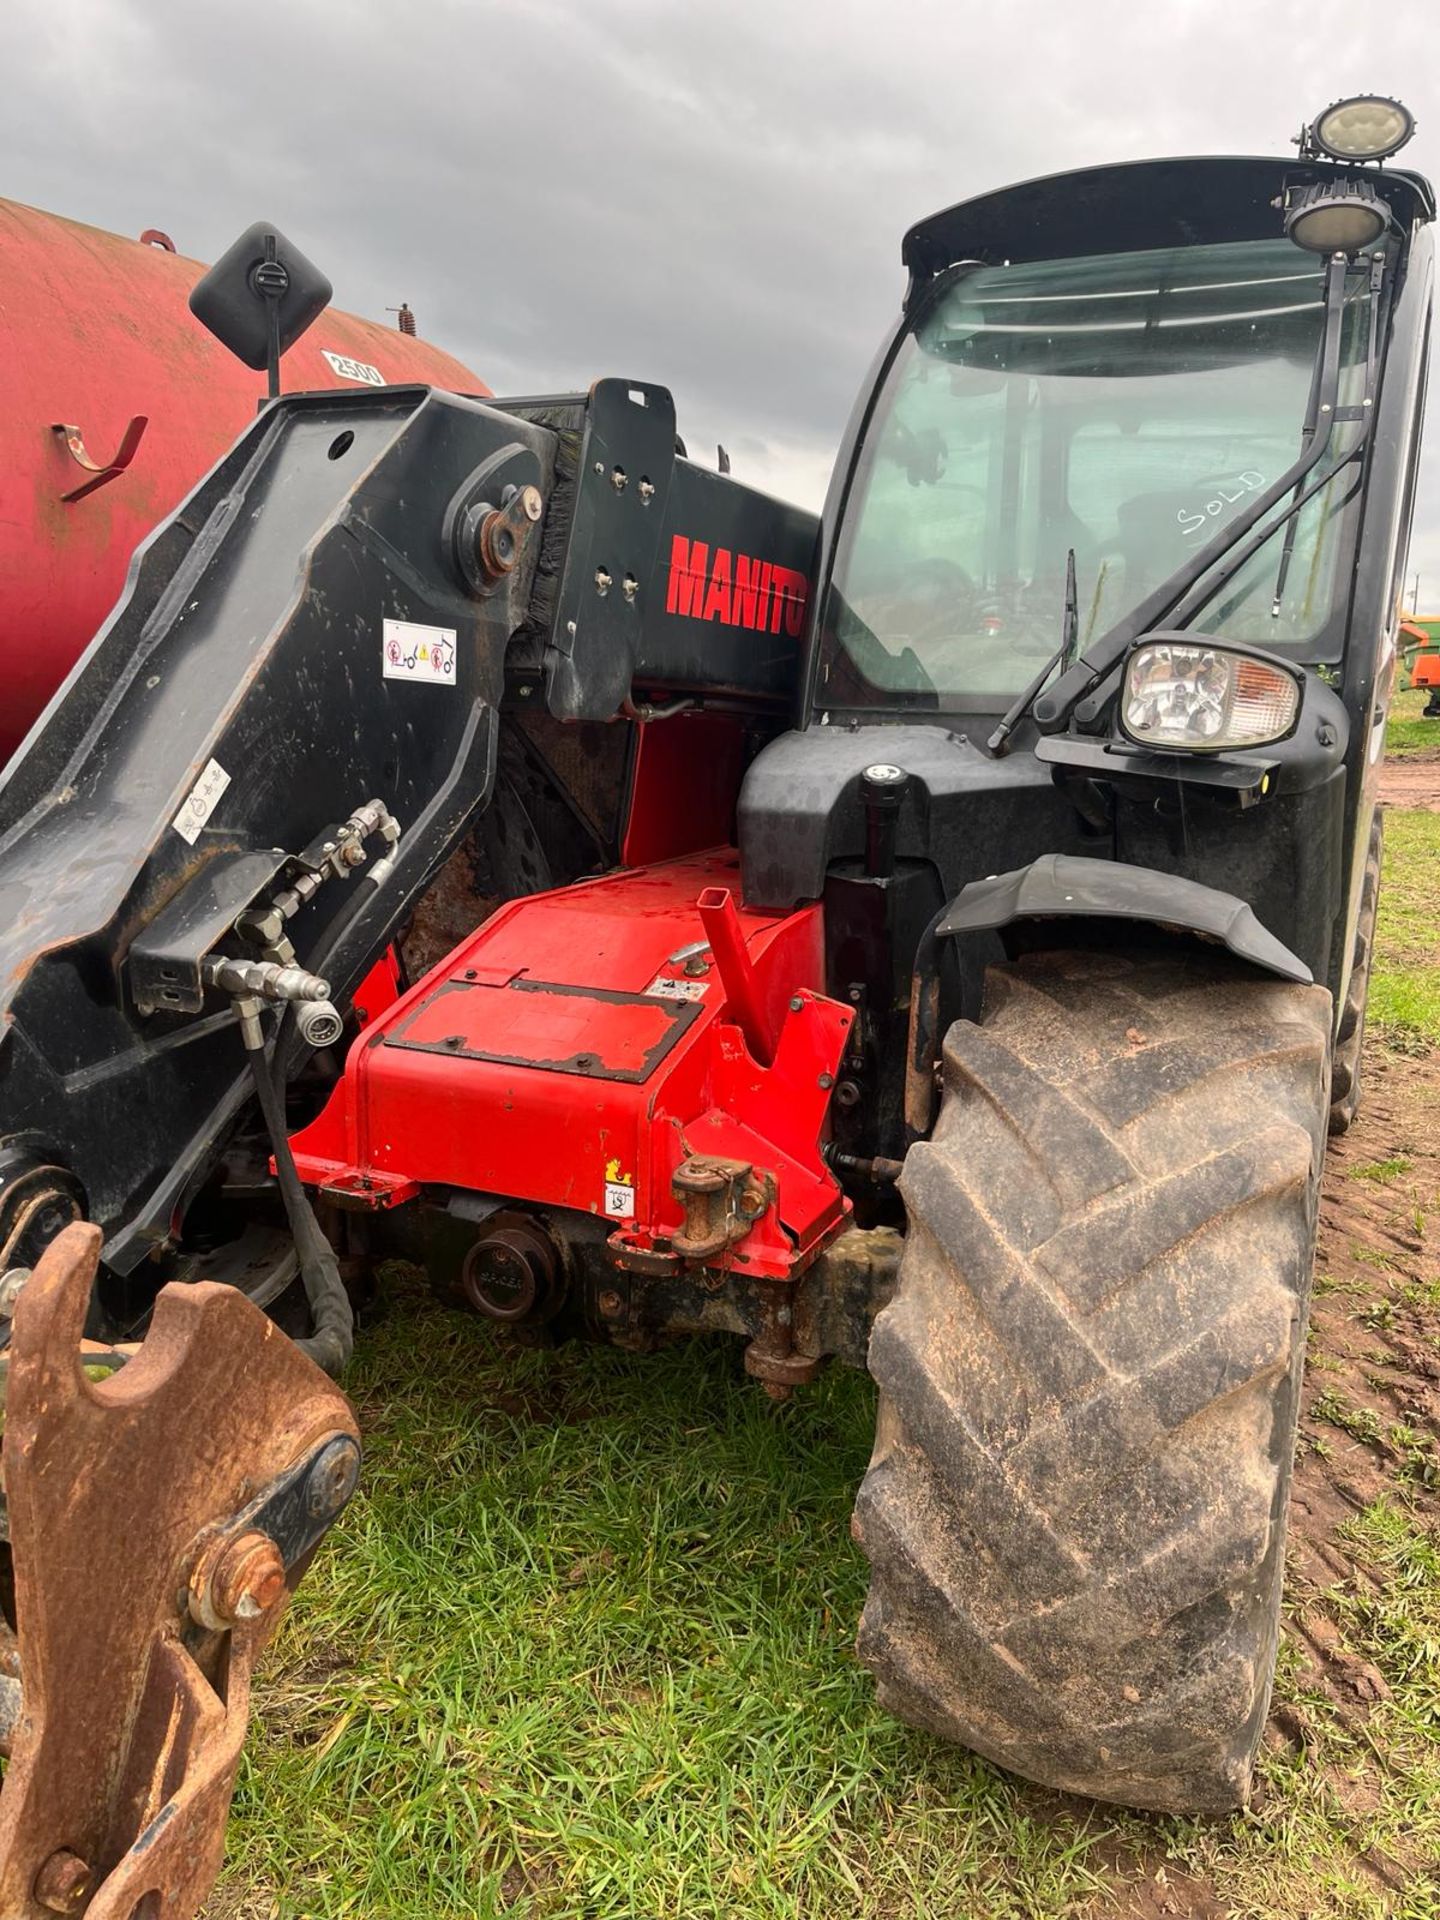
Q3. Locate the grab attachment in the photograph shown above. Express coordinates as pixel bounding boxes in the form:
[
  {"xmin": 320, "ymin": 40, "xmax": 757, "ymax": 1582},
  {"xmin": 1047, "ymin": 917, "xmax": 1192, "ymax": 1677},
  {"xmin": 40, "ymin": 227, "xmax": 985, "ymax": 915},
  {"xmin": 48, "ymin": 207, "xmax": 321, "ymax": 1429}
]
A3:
[{"xmin": 0, "ymin": 1225, "xmax": 359, "ymax": 1920}]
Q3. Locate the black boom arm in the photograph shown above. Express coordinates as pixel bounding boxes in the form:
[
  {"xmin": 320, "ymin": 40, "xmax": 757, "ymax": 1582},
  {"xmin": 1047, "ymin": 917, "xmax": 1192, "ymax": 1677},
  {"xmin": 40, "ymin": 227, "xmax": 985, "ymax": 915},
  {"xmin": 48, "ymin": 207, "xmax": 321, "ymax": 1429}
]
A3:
[{"xmin": 0, "ymin": 380, "xmax": 817, "ymax": 1284}]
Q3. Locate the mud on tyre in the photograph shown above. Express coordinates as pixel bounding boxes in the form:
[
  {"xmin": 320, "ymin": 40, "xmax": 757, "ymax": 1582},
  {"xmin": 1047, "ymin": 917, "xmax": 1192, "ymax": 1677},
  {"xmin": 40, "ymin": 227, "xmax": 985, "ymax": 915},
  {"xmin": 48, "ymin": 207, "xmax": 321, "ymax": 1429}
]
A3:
[{"xmin": 854, "ymin": 949, "xmax": 1331, "ymax": 1813}]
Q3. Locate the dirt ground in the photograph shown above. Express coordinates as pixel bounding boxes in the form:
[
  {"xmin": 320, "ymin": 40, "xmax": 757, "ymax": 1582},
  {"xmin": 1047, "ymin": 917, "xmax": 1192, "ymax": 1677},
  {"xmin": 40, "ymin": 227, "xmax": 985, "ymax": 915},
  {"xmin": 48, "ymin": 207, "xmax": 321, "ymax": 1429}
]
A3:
[
  {"xmin": 1302, "ymin": 1074, "xmax": 1435, "ymax": 1746},
  {"xmin": 1106, "ymin": 774, "xmax": 1440, "ymax": 1917},
  {"xmin": 1377, "ymin": 759, "xmax": 1440, "ymax": 810},
  {"xmin": 1291, "ymin": 1048, "xmax": 1437, "ymax": 1855},
  {"xmin": 1106, "ymin": 1037, "xmax": 1440, "ymax": 1919}
]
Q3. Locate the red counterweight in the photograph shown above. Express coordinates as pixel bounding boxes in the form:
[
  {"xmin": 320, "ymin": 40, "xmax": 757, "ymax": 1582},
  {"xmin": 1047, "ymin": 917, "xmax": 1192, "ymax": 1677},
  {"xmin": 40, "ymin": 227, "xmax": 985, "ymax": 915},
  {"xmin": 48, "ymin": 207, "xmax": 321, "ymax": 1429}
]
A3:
[{"xmin": 289, "ymin": 852, "xmax": 854, "ymax": 1281}]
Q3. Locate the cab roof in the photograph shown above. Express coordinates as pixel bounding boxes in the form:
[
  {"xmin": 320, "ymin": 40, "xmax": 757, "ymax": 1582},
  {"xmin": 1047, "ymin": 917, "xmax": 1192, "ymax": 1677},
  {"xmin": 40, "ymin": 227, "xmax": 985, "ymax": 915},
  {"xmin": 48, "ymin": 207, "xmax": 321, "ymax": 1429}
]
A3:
[{"xmin": 903, "ymin": 154, "xmax": 1436, "ymax": 285}]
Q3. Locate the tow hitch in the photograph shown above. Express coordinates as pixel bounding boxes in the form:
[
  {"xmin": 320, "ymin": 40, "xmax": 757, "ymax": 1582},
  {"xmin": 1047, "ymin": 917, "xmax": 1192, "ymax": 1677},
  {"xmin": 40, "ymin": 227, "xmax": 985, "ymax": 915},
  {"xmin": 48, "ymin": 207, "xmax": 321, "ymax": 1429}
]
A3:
[{"xmin": 0, "ymin": 1225, "xmax": 358, "ymax": 1919}]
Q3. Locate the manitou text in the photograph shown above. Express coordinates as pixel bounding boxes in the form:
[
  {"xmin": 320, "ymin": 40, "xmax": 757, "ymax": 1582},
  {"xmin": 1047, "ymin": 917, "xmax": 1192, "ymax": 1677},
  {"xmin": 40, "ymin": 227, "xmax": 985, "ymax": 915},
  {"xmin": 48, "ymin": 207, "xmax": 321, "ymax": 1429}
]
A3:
[{"xmin": 664, "ymin": 535, "xmax": 809, "ymax": 636}]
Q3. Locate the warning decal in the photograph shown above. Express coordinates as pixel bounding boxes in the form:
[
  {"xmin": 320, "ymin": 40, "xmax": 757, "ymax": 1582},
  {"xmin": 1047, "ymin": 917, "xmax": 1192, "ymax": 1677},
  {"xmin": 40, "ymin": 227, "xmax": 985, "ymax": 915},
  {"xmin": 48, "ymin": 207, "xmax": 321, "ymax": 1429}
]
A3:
[
  {"xmin": 644, "ymin": 974, "xmax": 709, "ymax": 1002},
  {"xmin": 604, "ymin": 1158, "xmax": 636, "ymax": 1218},
  {"xmin": 171, "ymin": 757, "xmax": 231, "ymax": 845},
  {"xmin": 383, "ymin": 618, "xmax": 457, "ymax": 686}
]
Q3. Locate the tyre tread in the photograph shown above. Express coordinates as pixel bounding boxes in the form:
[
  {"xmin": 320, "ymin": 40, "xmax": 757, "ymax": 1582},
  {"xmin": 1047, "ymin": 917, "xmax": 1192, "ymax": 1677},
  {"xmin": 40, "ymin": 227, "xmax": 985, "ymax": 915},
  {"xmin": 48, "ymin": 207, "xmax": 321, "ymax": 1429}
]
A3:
[{"xmin": 855, "ymin": 949, "xmax": 1330, "ymax": 1812}]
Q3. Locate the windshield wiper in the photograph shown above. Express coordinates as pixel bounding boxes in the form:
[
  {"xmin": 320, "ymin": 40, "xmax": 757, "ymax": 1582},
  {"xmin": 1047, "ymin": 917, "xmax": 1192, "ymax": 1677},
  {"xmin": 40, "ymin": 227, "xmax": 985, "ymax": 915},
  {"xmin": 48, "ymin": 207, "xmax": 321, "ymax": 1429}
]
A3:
[
  {"xmin": 1031, "ymin": 249, "xmax": 1361, "ymax": 735},
  {"xmin": 987, "ymin": 548, "xmax": 1078, "ymax": 756},
  {"xmin": 1269, "ymin": 250, "xmax": 1385, "ymax": 618}
]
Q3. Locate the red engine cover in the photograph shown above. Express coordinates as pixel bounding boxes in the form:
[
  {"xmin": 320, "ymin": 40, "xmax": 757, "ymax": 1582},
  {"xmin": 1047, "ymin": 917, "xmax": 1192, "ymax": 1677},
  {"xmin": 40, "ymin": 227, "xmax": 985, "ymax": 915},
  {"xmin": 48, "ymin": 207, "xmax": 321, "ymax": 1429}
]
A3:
[
  {"xmin": 290, "ymin": 853, "xmax": 853, "ymax": 1279},
  {"xmin": 0, "ymin": 197, "xmax": 487, "ymax": 764}
]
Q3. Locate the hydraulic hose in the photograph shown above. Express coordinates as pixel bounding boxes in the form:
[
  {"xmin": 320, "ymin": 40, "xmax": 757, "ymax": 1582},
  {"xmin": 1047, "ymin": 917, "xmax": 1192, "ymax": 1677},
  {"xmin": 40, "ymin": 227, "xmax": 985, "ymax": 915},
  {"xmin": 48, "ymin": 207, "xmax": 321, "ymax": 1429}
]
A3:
[{"xmin": 246, "ymin": 1033, "xmax": 354, "ymax": 1378}]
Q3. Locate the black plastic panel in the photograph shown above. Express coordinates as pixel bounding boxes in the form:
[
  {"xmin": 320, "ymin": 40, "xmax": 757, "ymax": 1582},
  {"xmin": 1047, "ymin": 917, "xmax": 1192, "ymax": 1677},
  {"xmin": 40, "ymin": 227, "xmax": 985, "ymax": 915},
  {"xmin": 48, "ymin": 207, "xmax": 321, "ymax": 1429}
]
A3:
[
  {"xmin": 940, "ymin": 855, "xmax": 1311, "ymax": 982},
  {"xmin": 738, "ymin": 723, "xmax": 1087, "ymax": 911},
  {"xmin": 638, "ymin": 462, "xmax": 819, "ymax": 703}
]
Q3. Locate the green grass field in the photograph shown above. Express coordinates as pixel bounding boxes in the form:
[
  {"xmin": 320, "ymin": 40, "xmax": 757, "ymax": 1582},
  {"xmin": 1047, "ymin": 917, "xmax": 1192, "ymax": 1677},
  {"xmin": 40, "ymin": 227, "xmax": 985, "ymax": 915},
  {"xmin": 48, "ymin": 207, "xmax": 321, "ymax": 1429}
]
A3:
[
  {"xmin": 219, "ymin": 720, "xmax": 1440, "ymax": 1920},
  {"xmin": 1384, "ymin": 685, "xmax": 1440, "ymax": 759},
  {"xmin": 1371, "ymin": 807, "xmax": 1440, "ymax": 1049},
  {"xmin": 223, "ymin": 1303, "xmax": 1440, "ymax": 1920}
]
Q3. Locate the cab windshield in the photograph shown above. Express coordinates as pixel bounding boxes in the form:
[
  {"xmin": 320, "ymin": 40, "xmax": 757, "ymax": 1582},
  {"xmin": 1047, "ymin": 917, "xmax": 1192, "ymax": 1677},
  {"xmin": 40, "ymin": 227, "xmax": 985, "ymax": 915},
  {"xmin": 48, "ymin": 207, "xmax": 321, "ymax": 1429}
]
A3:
[{"xmin": 817, "ymin": 237, "xmax": 1375, "ymax": 712}]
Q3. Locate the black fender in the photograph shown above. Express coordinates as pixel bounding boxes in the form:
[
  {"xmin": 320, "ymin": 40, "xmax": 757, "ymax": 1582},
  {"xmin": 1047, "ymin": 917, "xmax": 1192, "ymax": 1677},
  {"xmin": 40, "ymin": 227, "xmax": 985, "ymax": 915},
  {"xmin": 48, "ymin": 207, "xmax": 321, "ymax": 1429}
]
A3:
[{"xmin": 938, "ymin": 854, "xmax": 1312, "ymax": 984}]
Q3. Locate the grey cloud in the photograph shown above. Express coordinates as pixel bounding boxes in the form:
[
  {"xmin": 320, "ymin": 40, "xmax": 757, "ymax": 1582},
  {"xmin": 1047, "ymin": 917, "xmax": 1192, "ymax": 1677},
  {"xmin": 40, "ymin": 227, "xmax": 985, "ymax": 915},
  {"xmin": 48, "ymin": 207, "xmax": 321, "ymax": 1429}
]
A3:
[{"xmin": 2, "ymin": 0, "xmax": 1437, "ymax": 592}]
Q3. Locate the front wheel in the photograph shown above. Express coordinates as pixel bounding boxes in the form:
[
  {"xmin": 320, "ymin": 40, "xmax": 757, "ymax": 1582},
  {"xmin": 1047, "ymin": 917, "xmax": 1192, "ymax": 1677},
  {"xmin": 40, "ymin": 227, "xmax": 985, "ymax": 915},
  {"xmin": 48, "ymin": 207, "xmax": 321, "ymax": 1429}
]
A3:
[{"xmin": 853, "ymin": 949, "xmax": 1331, "ymax": 1813}]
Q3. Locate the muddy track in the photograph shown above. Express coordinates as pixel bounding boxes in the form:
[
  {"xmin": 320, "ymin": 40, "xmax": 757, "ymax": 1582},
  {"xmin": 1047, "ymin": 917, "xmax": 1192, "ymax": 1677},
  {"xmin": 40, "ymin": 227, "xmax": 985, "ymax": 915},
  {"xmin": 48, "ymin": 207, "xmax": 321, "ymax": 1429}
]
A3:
[
  {"xmin": 1378, "ymin": 757, "xmax": 1440, "ymax": 810},
  {"xmin": 1286, "ymin": 1047, "xmax": 1439, "ymax": 1818}
]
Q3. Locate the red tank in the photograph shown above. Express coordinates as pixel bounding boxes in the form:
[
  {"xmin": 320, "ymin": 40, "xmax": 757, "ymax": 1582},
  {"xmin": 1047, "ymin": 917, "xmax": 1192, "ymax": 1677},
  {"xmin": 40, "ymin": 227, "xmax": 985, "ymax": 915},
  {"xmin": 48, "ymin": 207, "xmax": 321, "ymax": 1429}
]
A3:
[{"xmin": 0, "ymin": 198, "xmax": 488, "ymax": 764}]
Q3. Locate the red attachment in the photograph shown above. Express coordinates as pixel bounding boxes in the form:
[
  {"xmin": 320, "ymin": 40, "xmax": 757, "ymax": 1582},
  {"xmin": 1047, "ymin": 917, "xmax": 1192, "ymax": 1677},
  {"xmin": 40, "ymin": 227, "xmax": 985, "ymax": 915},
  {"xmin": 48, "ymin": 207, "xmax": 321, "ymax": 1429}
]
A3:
[
  {"xmin": 696, "ymin": 885, "xmax": 776, "ymax": 1067},
  {"xmin": 351, "ymin": 948, "xmax": 404, "ymax": 1028},
  {"xmin": 0, "ymin": 196, "xmax": 488, "ymax": 765},
  {"xmin": 290, "ymin": 852, "xmax": 853, "ymax": 1281},
  {"xmin": 620, "ymin": 710, "xmax": 749, "ymax": 867}
]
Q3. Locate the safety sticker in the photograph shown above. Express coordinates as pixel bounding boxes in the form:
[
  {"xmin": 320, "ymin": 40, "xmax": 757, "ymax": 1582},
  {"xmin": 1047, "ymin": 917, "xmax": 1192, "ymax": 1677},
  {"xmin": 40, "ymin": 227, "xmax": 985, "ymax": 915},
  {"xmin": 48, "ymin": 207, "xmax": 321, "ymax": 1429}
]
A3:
[
  {"xmin": 383, "ymin": 618, "xmax": 457, "ymax": 686},
  {"xmin": 171, "ymin": 757, "xmax": 231, "ymax": 845},
  {"xmin": 644, "ymin": 973, "xmax": 709, "ymax": 1002},
  {"xmin": 322, "ymin": 349, "xmax": 384, "ymax": 386},
  {"xmin": 604, "ymin": 1160, "xmax": 636, "ymax": 1219}
]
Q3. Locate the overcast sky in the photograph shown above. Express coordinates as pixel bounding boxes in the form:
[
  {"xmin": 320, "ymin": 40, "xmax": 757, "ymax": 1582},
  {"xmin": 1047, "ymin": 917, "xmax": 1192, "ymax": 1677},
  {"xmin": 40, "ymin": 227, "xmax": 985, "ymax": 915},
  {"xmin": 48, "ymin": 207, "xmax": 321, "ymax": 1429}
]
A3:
[{"xmin": 4, "ymin": 0, "xmax": 1437, "ymax": 607}]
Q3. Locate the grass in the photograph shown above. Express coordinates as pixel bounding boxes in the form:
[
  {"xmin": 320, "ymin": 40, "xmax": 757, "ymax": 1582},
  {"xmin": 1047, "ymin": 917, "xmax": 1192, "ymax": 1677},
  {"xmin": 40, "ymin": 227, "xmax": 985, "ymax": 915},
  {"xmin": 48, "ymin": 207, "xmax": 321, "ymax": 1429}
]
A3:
[
  {"xmin": 1331, "ymin": 1498, "xmax": 1440, "ymax": 1743},
  {"xmin": 221, "ymin": 1283, "xmax": 1440, "ymax": 1920},
  {"xmin": 1312, "ymin": 1386, "xmax": 1385, "ymax": 1446},
  {"xmin": 1386, "ymin": 685, "xmax": 1440, "ymax": 759},
  {"xmin": 226, "ymin": 1308, "xmax": 1127, "ymax": 1918},
  {"xmin": 1350, "ymin": 1156, "xmax": 1414, "ymax": 1183},
  {"xmin": 1369, "ymin": 807, "xmax": 1440, "ymax": 1052},
  {"xmin": 214, "ymin": 761, "xmax": 1440, "ymax": 1918}
]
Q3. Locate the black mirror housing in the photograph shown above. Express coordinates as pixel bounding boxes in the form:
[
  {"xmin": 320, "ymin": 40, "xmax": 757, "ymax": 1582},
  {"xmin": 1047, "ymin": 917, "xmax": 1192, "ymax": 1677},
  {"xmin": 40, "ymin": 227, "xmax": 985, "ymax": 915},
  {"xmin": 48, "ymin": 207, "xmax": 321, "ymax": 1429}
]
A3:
[{"xmin": 188, "ymin": 221, "xmax": 332, "ymax": 372}]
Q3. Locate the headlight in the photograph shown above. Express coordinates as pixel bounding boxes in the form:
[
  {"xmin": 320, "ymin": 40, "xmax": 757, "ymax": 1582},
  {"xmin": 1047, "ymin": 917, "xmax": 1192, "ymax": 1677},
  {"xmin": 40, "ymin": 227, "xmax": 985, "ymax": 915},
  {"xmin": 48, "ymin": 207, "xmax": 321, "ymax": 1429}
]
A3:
[{"xmin": 1121, "ymin": 642, "xmax": 1301, "ymax": 752}]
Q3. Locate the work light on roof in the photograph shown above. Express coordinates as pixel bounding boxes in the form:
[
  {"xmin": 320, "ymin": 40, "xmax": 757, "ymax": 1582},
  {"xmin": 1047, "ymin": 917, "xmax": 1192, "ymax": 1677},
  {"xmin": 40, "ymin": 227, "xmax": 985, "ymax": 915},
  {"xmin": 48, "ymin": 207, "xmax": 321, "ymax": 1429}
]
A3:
[
  {"xmin": 1285, "ymin": 177, "xmax": 1391, "ymax": 254},
  {"xmin": 1302, "ymin": 94, "xmax": 1415, "ymax": 163}
]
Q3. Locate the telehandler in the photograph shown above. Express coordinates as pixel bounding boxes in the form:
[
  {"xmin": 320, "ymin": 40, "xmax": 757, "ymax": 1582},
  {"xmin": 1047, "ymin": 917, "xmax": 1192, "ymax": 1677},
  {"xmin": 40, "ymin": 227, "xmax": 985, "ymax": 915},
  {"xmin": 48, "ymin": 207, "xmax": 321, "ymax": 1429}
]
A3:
[{"xmin": 0, "ymin": 95, "xmax": 1430, "ymax": 1917}]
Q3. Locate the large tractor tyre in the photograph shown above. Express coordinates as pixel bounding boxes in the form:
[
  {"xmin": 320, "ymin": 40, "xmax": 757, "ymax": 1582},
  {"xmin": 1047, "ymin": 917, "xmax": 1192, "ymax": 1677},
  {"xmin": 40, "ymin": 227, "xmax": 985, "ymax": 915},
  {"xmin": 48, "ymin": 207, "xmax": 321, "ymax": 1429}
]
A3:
[
  {"xmin": 853, "ymin": 950, "xmax": 1331, "ymax": 1814},
  {"xmin": 1329, "ymin": 813, "xmax": 1383, "ymax": 1136}
]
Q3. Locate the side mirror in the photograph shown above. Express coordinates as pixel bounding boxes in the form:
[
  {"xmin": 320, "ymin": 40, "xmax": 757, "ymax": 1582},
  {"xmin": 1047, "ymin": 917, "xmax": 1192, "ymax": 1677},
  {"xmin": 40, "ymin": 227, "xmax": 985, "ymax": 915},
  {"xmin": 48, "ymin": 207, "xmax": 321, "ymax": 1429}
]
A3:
[{"xmin": 188, "ymin": 222, "xmax": 333, "ymax": 396}]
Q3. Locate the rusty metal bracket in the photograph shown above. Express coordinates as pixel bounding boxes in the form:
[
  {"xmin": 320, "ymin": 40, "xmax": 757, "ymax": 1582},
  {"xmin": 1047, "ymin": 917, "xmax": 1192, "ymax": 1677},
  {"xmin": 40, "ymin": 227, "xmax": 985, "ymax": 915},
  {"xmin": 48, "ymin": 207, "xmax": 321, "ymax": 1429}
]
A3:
[
  {"xmin": 51, "ymin": 416, "xmax": 148, "ymax": 503},
  {"xmin": 0, "ymin": 1222, "xmax": 359, "ymax": 1920},
  {"xmin": 670, "ymin": 1155, "xmax": 776, "ymax": 1263}
]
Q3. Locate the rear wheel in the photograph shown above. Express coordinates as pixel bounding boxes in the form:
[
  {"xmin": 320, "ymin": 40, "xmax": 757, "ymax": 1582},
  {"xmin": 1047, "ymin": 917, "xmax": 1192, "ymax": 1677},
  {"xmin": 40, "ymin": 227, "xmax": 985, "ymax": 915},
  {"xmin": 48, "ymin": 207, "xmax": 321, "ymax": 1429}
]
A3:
[
  {"xmin": 854, "ymin": 949, "xmax": 1331, "ymax": 1813},
  {"xmin": 1329, "ymin": 813, "xmax": 1383, "ymax": 1136}
]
